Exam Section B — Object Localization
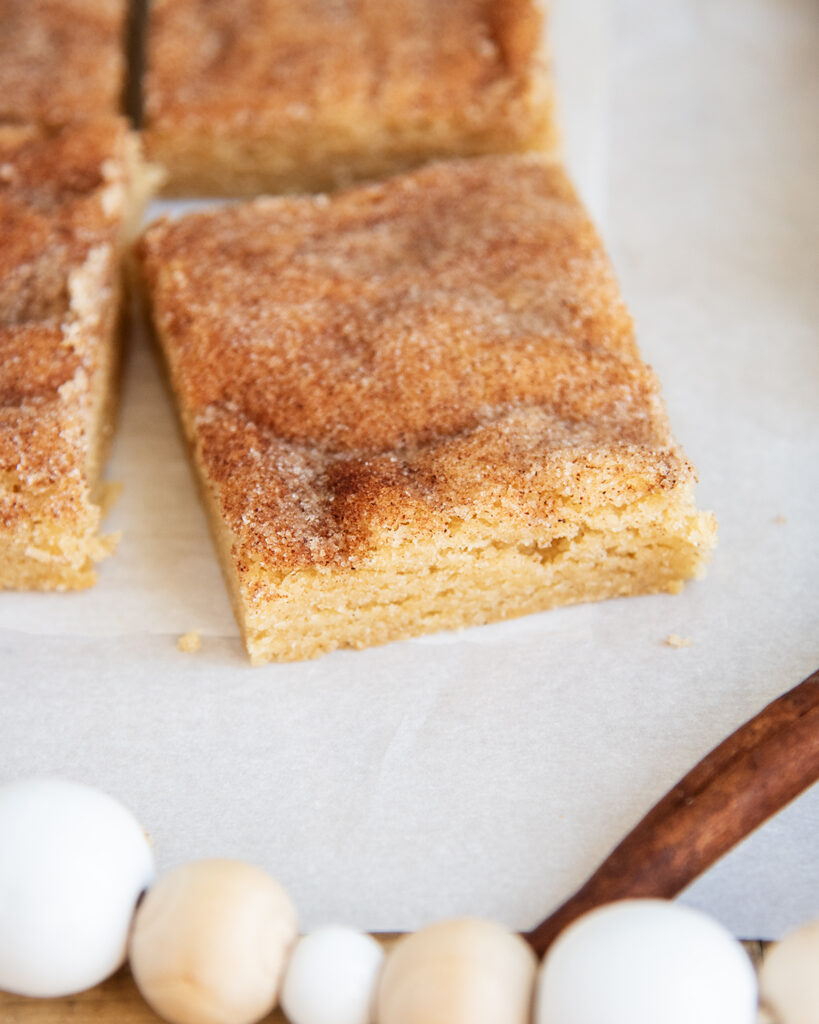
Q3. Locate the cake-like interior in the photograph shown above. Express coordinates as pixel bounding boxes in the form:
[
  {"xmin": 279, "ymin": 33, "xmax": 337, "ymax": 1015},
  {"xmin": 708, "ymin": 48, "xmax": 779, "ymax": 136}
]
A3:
[
  {"xmin": 0, "ymin": 120, "xmax": 158, "ymax": 590},
  {"xmin": 0, "ymin": 0, "xmax": 128, "ymax": 124},
  {"xmin": 143, "ymin": 0, "xmax": 556, "ymax": 196},
  {"xmin": 138, "ymin": 155, "xmax": 716, "ymax": 662}
]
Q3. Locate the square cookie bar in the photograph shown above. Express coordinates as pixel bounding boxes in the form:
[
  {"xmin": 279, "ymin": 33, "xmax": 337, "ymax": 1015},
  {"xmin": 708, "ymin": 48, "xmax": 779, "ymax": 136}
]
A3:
[
  {"xmin": 143, "ymin": 0, "xmax": 556, "ymax": 196},
  {"xmin": 0, "ymin": 0, "xmax": 128, "ymax": 124},
  {"xmin": 0, "ymin": 119, "xmax": 156, "ymax": 589},
  {"xmin": 138, "ymin": 155, "xmax": 716, "ymax": 663}
]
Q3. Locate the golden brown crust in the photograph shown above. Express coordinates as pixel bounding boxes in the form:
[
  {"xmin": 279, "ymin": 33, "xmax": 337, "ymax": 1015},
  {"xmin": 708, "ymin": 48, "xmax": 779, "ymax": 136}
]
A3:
[
  {"xmin": 0, "ymin": 119, "xmax": 141, "ymax": 588},
  {"xmin": 0, "ymin": 0, "xmax": 127, "ymax": 124},
  {"xmin": 138, "ymin": 155, "xmax": 696, "ymax": 582},
  {"xmin": 143, "ymin": 0, "xmax": 556, "ymax": 194}
]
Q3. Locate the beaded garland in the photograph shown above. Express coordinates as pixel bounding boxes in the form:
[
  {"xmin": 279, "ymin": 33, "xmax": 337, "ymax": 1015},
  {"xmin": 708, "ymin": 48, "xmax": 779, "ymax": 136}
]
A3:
[
  {"xmin": 1, "ymin": 672, "xmax": 818, "ymax": 1023},
  {"xmin": 0, "ymin": 777, "xmax": 817, "ymax": 1024}
]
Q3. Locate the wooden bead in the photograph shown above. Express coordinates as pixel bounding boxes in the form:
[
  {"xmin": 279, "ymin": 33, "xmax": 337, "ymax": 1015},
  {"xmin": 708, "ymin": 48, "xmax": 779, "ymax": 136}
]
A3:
[
  {"xmin": 759, "ymin": 920, "xmax": 819, "ymax": 1024},
  {"xmin": 0, "ymin": 778, "xmax": 154, "ymax": 998},
  {"xmin": 375, "ymin": 919, "xmax": 536, "ymax": 1024},
  {"xmin": 129, "ymin": 859, "xmax": 297, "ymax": 1024}
]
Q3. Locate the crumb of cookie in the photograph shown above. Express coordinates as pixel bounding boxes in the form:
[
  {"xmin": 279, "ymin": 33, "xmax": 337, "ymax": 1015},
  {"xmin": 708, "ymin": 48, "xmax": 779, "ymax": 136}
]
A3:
[
  {"xmin": 665, "ymin": 634, "xmax": 692, "ymax": 649},
  {"xmin": 773, "ymin": 515, "xmax": 787, "ymax": 525},
  {"xmin": 177, "ymin": 631, "xmax": 201, "ymax": 653}
]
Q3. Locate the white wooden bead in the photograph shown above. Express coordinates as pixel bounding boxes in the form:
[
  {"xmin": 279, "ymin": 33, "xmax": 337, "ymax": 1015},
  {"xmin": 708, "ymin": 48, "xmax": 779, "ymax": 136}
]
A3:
[
  {"xmin": 534, "ymin": 900, "xmax": 758, "ymax": 1024},
  {"xmin": 0, "ymin": 777, "xmax": 154, "ymax": 998},
  {"xmin": 759, "ymin": 920, "xmax": 819, "ymax": 1024},
  {"xmin": 281, "ymin": 926, "xmax": 384, "ymax": 1024},
  {"xmin": 129, "ymin": 859, "xmax": 298, "ymax": 1024},
  {"xmin": 376, "ymin": 918, "xmax": 536, "ymax": 1024}
]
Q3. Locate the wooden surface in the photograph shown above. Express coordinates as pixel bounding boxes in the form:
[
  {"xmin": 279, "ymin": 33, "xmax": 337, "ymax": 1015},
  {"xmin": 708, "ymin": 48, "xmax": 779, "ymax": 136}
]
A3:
[
  {"xmin": 0, "ymin": 939, "xmax": 767, "ymax": 1021},
  {"xmin": 0, "ymin": 935, "xmax": 400, "ymax": 1022}
]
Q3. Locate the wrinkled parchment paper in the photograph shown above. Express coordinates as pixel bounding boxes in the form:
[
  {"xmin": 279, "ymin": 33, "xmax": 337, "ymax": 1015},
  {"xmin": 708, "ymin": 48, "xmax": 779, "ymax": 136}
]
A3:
[{"xmin": 1, "ymin": 0, "xmax": 817, "ymax": 938}]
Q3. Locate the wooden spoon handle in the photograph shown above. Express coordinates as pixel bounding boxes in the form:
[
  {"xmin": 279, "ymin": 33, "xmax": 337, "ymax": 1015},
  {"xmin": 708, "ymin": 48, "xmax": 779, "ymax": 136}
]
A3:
[{"xmin": 526, "ymin": 667, "xmax": 819, "ymax": 956}]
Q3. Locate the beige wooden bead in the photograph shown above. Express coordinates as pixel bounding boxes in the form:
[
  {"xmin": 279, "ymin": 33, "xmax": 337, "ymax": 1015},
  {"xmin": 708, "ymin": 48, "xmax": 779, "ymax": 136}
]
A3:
[
  {"xmin": 759, "ymin": 921, "xmax": 819, "ymax": 1024},
  {"xmin": 129, "ymin": 859, "xmax": 298, "ymax": 1024},
  {"xmin": 375, "ymin": 918, "xmax": 536, "ymax": 1024}
]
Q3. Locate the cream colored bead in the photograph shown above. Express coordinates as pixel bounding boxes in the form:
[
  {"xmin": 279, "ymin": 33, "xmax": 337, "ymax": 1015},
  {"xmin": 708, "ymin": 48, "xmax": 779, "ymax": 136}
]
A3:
[
  {"xmin": 759, "ymin": 920, "xmax": 819, "ymax": 1024},
  {"xmin": 375, "ymin": 918, "xmax": 536, "ymax": 1024},
  {"xmin": 129, "ymin": 859, "xmax": 298, "ymax": 1024}
]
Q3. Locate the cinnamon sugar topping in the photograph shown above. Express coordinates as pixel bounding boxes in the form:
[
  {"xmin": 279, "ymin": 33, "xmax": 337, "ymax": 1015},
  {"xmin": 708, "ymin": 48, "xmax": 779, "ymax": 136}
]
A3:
[
  {"xmin": 147, "ymin": 0, "xmax": 543, "ymax": 129},
  {"xmin": 143, "ymin": 0, "xmax": 556, "ymax": 194},
  {"xmin": 0, "ymin": 0, "xmax": 127, "ymax": 124},
  {"xmin": 0, "ymin": 119, "xmax": 145, "ymax": 589},
  {"xmin": 139, "ymin": 156, "xmax": 697, "ymax": 575},
  {"xmin": 0, "ymin": 121, "xmax": 127, "ymax": 490}
]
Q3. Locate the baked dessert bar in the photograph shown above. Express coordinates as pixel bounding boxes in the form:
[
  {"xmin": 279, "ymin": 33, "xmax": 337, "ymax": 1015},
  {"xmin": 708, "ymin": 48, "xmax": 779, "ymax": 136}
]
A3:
[
  {"xmin": 0, "ymin": 0, "xmax": 128, "ymax": 124},
  {"xmin": 0, "ymin": 119, "xmax": 156, "ymax": 590},
  {"xmin": 143, "ymin": 0, "xmax": 556, "ymax": 196},
  {"xmin": 137, "ymin": 155, "xmax": 716, "ymax": 663}
]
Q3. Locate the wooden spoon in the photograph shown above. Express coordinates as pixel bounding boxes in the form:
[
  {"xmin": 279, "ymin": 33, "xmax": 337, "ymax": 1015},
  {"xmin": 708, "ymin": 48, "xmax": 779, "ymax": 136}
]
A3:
[{"xmin": 526, "ymin": 667, "xmax": 819, "ymax": 956}]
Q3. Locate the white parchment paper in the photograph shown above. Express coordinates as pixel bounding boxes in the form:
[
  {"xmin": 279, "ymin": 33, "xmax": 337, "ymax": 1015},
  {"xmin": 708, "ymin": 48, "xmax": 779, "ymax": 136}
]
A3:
[{"xmin": 1, "ymin": 0, "xmax": 817, "ymax": 939}]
